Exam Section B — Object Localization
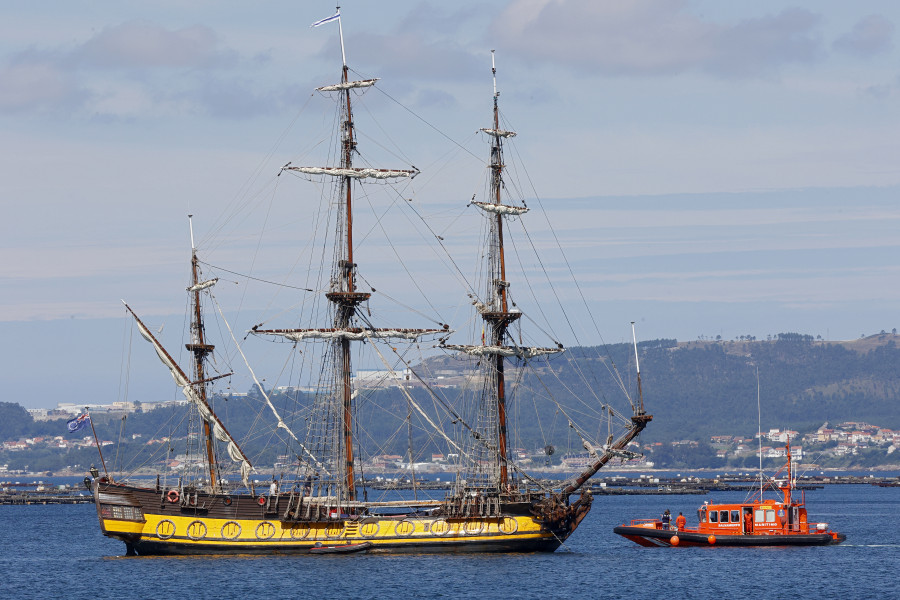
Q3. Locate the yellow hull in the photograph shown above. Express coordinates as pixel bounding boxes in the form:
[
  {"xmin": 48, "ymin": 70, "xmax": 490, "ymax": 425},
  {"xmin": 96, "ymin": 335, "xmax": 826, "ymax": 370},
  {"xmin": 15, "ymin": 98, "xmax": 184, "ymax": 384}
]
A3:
[
  {"xmin": 101, "ymin": 512, "xmax": 559, "ymax": 554},
  {"xmin": 94, "ymin": 482, "xmax": 579, "ymax": 554}
]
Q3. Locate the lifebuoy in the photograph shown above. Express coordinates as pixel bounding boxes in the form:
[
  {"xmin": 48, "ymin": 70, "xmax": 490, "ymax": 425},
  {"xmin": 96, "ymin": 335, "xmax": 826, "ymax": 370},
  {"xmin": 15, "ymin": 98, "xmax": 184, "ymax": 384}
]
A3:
[
  {"xmin": 167, "ymin": 489, "xmax": 180, "ymax": 503},
  {"xmin": 223, "ymin": 496, "xmax": 232, "ymax": 506},
  {"xmin": 258, "ymin": 495, "xmax": 267, "ymax": 506}
]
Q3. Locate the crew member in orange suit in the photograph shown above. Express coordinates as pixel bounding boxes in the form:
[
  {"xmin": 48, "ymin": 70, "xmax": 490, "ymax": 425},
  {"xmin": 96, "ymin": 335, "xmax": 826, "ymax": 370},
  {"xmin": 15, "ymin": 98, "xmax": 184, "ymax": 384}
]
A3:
[{"xmin": 675, "ymin": 512, "xmax": 686, "ymax": 531}]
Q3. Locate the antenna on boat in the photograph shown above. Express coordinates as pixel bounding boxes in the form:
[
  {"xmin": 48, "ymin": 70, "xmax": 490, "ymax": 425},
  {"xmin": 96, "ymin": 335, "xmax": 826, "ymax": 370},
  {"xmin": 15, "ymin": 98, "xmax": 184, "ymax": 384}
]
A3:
[
  {"xmin": 756, "ymin": 366, "xmax": 763, "ymax": 500},
  {"xmin": 188, "ymin": 214, "xmax": 195, "ymax": 252},
  {"xmin": 631, "ymin": 321, "xmax": 643, "ymax": 414}
]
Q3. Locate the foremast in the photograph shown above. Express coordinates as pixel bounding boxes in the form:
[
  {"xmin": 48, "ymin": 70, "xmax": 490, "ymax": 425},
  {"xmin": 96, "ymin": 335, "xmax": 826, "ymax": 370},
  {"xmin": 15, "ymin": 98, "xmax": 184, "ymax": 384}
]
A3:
[
  {"xmin": 186, "ymin": 215, "xmax": 221, "ymax": 493},
  {"xmin": 444, "ymin": 52, "xmax": 651, "ymax": 505},
  {"xmin": 445, "ymin": 52, "xmax": 562, "ymax": 492},
  {"xmin": 122, "ymin": 296, "xmax": 252, "ymax": 489}
]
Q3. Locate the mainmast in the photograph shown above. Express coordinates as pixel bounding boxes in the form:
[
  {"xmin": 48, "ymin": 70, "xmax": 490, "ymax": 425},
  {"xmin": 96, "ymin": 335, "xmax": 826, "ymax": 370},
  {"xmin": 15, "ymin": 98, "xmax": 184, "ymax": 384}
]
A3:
[
  {"xmin": 186, "ymin": 215, "xmax": 220, "ymax": 493},
  {"xmin": 256, "ymin": 10, "xmax": 428, "ymax": 504},
  {"xmin": 484, "ymin": 50, "xmax": 515, "ymax": 488},
  {"xmin": 328, "ymin": 53, "xmax": 369, "ymax": 502}
]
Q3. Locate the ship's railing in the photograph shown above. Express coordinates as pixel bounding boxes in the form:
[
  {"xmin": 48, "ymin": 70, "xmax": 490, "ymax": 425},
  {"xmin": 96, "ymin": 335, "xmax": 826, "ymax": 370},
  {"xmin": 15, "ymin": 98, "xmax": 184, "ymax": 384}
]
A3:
[
  {"xmin": 442, "ymin": 493, "xmax": 502, "ymax": 518},
  {"xmin": 627, "ymin": 518, "xmax": 663, "ymax": 528}
]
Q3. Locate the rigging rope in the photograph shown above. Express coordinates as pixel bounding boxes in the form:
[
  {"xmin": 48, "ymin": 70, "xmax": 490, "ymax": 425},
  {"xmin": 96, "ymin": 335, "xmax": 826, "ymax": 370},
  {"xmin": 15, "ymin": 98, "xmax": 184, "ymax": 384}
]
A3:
[{"xmin": 213, "ymin": 294, "xmax": 331, "ymax": 478}]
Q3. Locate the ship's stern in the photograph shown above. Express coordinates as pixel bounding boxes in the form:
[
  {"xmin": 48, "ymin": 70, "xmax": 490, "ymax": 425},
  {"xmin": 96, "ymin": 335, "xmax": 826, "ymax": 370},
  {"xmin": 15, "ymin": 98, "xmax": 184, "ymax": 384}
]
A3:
[{"xmin": 91, "ymin": 479, "xmax": 147, "ymax": 554}]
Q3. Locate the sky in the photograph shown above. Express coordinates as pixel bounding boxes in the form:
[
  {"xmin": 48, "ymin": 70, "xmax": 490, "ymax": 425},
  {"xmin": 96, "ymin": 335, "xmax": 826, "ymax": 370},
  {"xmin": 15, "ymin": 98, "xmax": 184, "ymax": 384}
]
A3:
[{"xmin": 2, "ymin": 0, "xmax": 899, "ymax": 409}]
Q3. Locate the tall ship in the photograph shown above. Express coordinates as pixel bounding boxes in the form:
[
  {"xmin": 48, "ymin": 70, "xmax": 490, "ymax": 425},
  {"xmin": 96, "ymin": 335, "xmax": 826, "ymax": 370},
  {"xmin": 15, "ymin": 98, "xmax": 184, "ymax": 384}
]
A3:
[{"xmin": 90, "ymin": 12, "xmax": 651, "ymax": 555}]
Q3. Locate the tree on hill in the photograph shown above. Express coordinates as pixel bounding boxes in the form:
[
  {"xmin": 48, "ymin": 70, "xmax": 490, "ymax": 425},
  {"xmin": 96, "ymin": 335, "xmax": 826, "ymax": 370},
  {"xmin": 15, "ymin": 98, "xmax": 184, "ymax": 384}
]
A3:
[{"xmin": 0, "ymin": 402, "xmax": 36, "ymax": 439}]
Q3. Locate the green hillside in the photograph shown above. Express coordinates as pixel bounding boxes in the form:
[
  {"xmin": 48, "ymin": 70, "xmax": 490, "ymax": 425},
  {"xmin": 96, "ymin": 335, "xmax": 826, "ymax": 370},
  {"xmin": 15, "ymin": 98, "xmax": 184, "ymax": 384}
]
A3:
[{"xmin": 2, "ymin": 333, "xmax": 898, "ymax": 472}]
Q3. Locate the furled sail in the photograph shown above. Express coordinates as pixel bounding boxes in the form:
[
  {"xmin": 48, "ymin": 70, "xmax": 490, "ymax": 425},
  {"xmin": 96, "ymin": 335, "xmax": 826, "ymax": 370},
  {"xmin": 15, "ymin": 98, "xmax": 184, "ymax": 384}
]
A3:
[
  {"xmin": 255, "ymin": 327, "xmax": 446, "ymax": 342},
  {"xmin": 480, "ymin": 128, "xmax": 516, "ymax": 138},
  {"xmin": 471, "ymin": 201, "xmax": 529, "ymax": 216},
  {"xmin": 123, "ymin": 302, "xmax": 253, "ymax": 485},
  {"xmin": 317, "ymin": 78, "xmax": 379, "ymax": 92},
  {"xmin": 284, "ymin": 166, "xmax": 419, "ymax": 180},
  {"xmin": 187, "ymin": 278, "xmax": 218, "ymax": 293},
  {"xmin": 442, "ymin": 344, "xmax": 563, "ymax": 359}
]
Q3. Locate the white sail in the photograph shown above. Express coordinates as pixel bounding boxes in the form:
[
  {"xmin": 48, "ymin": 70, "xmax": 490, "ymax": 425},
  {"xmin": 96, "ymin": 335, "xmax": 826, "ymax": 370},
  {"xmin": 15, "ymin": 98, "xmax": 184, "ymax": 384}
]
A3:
[
  {"xmin": 317, "ymin": 78, "xmax": 379, "ymax": 92},
  {"xmin": 127, "ymin": 303, "xmax": 253, "ymax": 485},
  {"xmin": 480, "ymin": 128, "xmax": 516, "ymax": 138},
  {"xmin": 257, "ymin": 328, "xmax": 445, "ymax": 342},
  {"xmin": 286, "ymin": 166, "xmax": 418, "ymax": 180},
  {"xmin": 472, "ymin": 202, "xmax": 529, "ymax": 216},
  {"xmin": 442, "ymin": 344, "xmax": 564, "ymax": 359},
  {"xmin": 187, "ymin": 278, "xmax": 218, "ymax": 293}
]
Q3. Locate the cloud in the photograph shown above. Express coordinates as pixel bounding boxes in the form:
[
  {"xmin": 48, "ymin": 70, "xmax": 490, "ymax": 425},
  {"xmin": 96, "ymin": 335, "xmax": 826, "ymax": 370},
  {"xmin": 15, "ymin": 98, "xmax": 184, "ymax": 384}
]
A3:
[
  {"xmin": 490, "ymin": 0, "xmax": 822, "ymax": 78},
  {"xmin": 707, "ymin": 8, "xmax": 821, "ymax": 77},
  {"xmin": 310, "ymin": 3, "xmax": 490, "ymax": 84},
  {"xmin": 833, "ymin": 14, "xmax": 894, "ymax": 57},
  {"xmin": 413, "ymin": 87, "xmax": 457, "ymax": 110},
  {"xmin": 73, "ymin": 20, "xmax": 232, "ymax": 70},
  {"xmin": 343, "ymin": 32, "xmax": 483, "ymax": 83},
  {"xmin": 188, "ymin": 77, "xmax": 285, "ymax": 118},
  {"xmin": 864, "ymin": 82, "xmax": 894, "ymax": 99},
  {"xmin": 0, "ymin": 53, "xmax": 88, "ymax": 112},
  {"xmin": 397, "ymin": 2, "xmax": 487, "ymax": 38},
  {"xmin": 0, "ymin": 19, "xmax": 298, "ymax": 120}
]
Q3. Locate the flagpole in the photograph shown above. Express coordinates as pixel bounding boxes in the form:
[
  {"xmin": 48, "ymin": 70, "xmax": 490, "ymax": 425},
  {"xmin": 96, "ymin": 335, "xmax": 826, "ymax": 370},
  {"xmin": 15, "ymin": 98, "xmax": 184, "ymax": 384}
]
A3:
[
  {"xmin": 86, "ymin": 407, "xmax": 111, "ymax": 480},
  {"xmin": 336, "ymin": 6, "xmax": 346, "ymax": 67}
]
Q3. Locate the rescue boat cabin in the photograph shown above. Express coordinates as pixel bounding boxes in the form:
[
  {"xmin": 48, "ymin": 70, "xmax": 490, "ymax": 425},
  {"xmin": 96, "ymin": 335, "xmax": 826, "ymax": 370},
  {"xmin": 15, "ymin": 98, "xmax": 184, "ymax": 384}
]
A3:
[
  {"xmin": 695, "ymin": 448, "xmax": 818, "ymax": 536},
  {"xmin": 695, "ymin": 498, "xmax": 811, "ymax": 536}
]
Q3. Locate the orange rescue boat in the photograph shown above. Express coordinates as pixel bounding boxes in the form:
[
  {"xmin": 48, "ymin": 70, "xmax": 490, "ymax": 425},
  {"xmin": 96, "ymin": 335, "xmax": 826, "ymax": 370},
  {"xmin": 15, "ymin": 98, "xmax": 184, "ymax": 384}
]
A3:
[{"xmin": 614, "ymin": 444, "xmax": 845, "ymax": 547}]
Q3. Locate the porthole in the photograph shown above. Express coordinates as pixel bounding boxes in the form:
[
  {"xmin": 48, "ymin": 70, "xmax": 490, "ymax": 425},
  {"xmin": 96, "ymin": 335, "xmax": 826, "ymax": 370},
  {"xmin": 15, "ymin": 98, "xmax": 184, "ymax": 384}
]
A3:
[
  {"xmin": 395, "ymin": 520, "xmax": 415, "ymax": 536},
  {"xmin": 221, "ymin": 521, "xmax": 241, "ymax": 540},
  {"xmin": 430, "ymin": 519, "xmax": 450, "ymax": 536},
  {"xmin": 156, "ymin": 519, "xmax": 176, "ymax": 540},
  {"xmin": 498, "ymin": 517, "xmax": 518, "ymax": 534},
  {"xmin": 187, "ymin": 520, "xmax": 207, "ymax": 540},
  {"xmin": 255, "ymin": 521, "xmax": 276, "ymax": 540}
]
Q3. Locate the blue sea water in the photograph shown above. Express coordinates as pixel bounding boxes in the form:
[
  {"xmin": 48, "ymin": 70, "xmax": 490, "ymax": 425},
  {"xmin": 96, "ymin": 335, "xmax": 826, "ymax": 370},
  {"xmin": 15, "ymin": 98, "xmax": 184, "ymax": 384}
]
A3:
[{"xmin": 1, "ymin": 484, "xmax": 895, "ymax": 600}]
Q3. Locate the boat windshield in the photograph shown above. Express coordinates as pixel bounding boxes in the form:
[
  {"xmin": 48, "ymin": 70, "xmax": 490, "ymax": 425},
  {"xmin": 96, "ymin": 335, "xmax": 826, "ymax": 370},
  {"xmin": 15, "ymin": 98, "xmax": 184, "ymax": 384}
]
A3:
[{"xmin": 755, "ymin": 508, "xmax": 776, "ymax": 523}]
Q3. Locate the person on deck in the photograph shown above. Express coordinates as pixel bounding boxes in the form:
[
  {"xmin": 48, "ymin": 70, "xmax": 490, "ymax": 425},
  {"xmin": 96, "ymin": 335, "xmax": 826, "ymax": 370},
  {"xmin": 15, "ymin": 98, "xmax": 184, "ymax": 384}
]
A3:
[
  {"xmin": 675, "ymin": 512, "xmax": 686, "ymax": 531},
  {"xmin": 661, "ymin": 509, "xmax": 671, "ymax": 529},
  {"xmin": 744, "ymin": 509, "xmax": 753, "ymax": 534}
]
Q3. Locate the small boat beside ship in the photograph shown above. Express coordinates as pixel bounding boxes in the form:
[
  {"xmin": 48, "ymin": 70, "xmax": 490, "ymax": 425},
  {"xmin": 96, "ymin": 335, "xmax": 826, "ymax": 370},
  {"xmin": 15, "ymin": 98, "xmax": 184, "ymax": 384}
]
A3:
[{"xmin": 614, "ymin": 443, "xmax": 845, "ymax": 547}]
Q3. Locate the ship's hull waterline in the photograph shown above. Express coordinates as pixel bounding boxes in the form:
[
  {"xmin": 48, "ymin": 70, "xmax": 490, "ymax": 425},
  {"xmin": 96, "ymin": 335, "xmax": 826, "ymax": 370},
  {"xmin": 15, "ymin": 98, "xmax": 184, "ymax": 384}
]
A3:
[{"xmin": 95, "ymin": 481, "xmax": 577, "ymax": 555}]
